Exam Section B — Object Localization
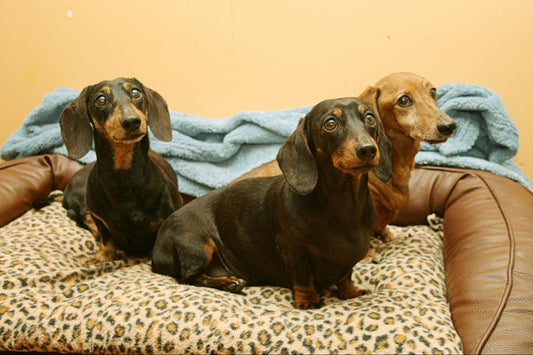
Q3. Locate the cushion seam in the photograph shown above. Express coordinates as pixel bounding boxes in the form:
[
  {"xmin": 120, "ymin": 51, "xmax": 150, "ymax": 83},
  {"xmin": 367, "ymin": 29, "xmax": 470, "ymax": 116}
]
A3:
[
  {"xmin": 417, "ymin": 166, "xmax": 515, "ymax": 354},
  {"xmin": 469, "ymin": 172, "xmax": 515, "ymax": 354}
]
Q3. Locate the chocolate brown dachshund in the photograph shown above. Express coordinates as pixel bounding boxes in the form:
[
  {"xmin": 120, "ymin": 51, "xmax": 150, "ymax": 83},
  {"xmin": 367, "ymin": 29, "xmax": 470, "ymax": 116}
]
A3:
[
  {"xmin": 152, "ymin": 94, "xmax": 392, "ymax": 309},
  {"xmin": 235, "ymin": 72, "xmax": 456, "ymax": 241},
  {"xmin": 59, "ymin": 78, "xmax": 183, "ymax": 263}
]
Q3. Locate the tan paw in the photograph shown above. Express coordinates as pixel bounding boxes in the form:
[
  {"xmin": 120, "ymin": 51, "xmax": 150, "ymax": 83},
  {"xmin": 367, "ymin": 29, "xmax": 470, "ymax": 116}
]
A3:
[{"xmin": 379, "ymin": 225, "xmax": 403, "ymax": 242}]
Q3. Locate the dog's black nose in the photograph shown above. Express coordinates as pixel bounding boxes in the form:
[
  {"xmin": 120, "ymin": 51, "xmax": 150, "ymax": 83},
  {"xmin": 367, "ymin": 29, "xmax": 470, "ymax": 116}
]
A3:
[
  {"xmin": 356, "ymin": 144, "xmax": 377, "ymax": 161},
  {"xmin": 437, "ymin": 120, "xmax": 456, "ymax": 136},
  {"xmin": 121, "ymin": 117, "xmax": 142, "ymax": 131}
]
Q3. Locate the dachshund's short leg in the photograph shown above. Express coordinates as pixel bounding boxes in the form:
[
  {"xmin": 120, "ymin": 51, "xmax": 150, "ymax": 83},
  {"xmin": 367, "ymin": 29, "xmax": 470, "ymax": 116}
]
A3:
[
  {"xmin": 336, "ymin": 272, "xmax": 368, "ymax": 300},
  {"xmin": 83, "ymin": 213, "xmax": 99, "ymax": 236},
  {"xmin": 176, "ymin": 236, "xmax": 247, "ymax": 293},
  {"xmin": 293, "ymin": 280, "xmax": 321, "ymax": 309},
  {"xmin": 89, "ymin": 213, "xmax": 118, "ymax": 264},
  {"xmin": 279, "ymin": 245, "xmax": 321, "ymax": 309}
]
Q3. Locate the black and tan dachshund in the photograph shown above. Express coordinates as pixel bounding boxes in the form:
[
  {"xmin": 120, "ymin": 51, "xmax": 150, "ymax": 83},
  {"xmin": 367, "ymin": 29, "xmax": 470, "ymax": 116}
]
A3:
[
  {"xmin": 152, "ymin": 94, "xmax": 392, "ymax": 309},
  {"xmin": 59, "ymin": 77, "xmax": 183, "ymax": 263}
]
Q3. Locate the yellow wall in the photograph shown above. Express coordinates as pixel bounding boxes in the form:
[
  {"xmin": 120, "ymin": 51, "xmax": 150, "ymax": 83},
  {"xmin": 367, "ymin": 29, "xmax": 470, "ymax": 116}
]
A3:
[{"xmin": 1, "ymin": 0, "xmax": 532, "ymax": 179}]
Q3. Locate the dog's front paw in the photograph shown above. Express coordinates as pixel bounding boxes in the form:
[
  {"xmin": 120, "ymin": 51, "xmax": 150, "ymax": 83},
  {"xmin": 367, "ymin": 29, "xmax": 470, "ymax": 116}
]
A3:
[
  {"xmin": 224, "ymin": 276, "xmax": 247, "ymax": 293},
  {"xmin": 88, "ymin": 252, "xmax": 114, "ymax": 265},
  {"xmin": 294, "ymin": 297, "xmax": 322, "ymax": 310},
  {"xmin": 88, "ymin": 240, "xmax": 118, "ymax": 264},
  {"xmin": 379, "ymin": 225, "xmax": 402, "ymax": 242},
  {"xmin": 293, "ymin": 284, "xmax": 321, "ymax": 309},
  {"xmin": 337, "ymin": 283, "xmax": 368, "ymax": 300},
  {"xmin": 360, "ymin": 249, "xmax": 381, "ymax": 264},
  {"xmin": 189, "ymin": 274, "xmax": 247, "ymax": 293},
  {"xmin": 336, "ymin": 273, "xmax": 368, "ymax": 300}
]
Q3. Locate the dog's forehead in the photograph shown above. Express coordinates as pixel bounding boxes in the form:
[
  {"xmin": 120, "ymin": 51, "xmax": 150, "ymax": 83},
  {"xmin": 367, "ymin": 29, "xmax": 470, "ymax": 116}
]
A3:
[
  {"xmin": 380, "ymin": 73, "xmax": 434, "ymax": 97},
  {"xmin": 404, "ymin": 77, "xmax": 433, "ymax": 94},
  {"xmin": 316, "ymin": 98, "xmax": 367, "ymax": 115},
  {"xmin": 329, "ymin": 99, "xmax": 369, "ymax": 118},
  {"xmin": 90, "ymin": 78, "xmax": 136, "ymax": 97}
]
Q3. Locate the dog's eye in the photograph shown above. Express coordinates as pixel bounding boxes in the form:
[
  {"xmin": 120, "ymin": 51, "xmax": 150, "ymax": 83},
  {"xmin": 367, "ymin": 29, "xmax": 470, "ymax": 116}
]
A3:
[
  {"xmin": 324, "ymin": 119, "xmax": 338, "ymax": 132},
  {"xmin": 131, "ymin": 89, "xmax": 142, "ymax": 99},
  {"xmin": 397, "ymin": 95, "xmax": 413, "ymax": 107},
  {"xmin": 95, "ymin": 96, "xmax": 107, "ymax": 107},
  {"xmin": 365, "ymin": 113, "xmax": 376, "ymax": 126},
  {"xmin": 430, "ymin": 88, "xmax": 438, "ymax": 100}
]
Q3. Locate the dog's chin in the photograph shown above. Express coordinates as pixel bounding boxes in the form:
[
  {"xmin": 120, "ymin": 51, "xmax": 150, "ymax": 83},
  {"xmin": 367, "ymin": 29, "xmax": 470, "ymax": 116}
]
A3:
[
  {"xmin": 426, "ymin": 137, "xmax": 449, "ymax": 145},
  {"xmin": 112, "ymin": 132, "xmax": 146, "ymax": 144},
  {"xmin": 337, "ymin": 163, "xmax": 376, "ymax": 175}
]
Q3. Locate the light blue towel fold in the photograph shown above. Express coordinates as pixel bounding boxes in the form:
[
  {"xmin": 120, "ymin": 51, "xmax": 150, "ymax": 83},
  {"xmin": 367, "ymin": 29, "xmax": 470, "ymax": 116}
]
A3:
[
  {"xmin": 2, "ymin": 83, "xmax": 531, "ymax": 196},
  {"xmin": 417, "ymin": 83, "xmax": 532, "ymax": 190},
  {"xmin": 159, "ymin": 107, "xmax": 311, "ymax": 195}
]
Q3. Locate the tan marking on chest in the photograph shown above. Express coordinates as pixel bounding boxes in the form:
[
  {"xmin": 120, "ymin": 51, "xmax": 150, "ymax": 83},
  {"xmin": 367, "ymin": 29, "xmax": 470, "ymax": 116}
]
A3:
[{"xmin": 112, "ymin": 142, "xmax": 135, "ymax": 170}]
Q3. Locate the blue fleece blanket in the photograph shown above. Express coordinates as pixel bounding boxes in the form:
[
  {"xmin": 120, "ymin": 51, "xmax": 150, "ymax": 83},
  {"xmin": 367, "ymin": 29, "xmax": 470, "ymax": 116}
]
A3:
[
  {"xmin": 1, "ymin": 83, "xmax": 531, "ymax": 196},
  {"xmin": 416, "ymin": 83, "xmax": 532, "ymax": 190}
]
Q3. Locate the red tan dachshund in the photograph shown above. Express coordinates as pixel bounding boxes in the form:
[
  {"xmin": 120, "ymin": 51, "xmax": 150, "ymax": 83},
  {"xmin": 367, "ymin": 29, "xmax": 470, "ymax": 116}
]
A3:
[
  {"xmin": 235, "ymin": 72, "xmax": 456, "ymax": 240},
  {"xmin": 152, "ymin": 95, "xmax": 392, "ymax": 309},
  {"xmin": 59, "ymin": 78, "xmax": 183, "ymax": 263}
]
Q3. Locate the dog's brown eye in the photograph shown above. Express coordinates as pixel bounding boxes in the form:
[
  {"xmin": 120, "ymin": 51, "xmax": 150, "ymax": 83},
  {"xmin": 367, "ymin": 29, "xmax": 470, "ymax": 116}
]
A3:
[
  {"xmin": 131, "ymin": 89, "xmax": 142, "ymax": 99},
  {"xmin": 365, "ymin": 113, "xmax": 376, "ymax": 126},
  {"xmin": 324, "ymin": 119, "xmax": 338, "ymax": 132},
  {"xmin": 95, "ymin": 95, "xmax": 107, "ymax": 107},
  {"xmin": 397, "ymin": 95, "xmax": 412, "ymax": 107},
  {"xmin": 430, "ymin": 88, "xmax": 438, "ymax": 100}
]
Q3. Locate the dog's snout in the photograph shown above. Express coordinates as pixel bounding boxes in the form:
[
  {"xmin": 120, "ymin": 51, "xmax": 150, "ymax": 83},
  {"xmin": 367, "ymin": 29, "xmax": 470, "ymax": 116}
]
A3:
[
  {"xmin": 437, "ymin": 120, "xmax": 457, "ymax": 136},
  {"xmin": 356, "ymin": 144, "xmax": 377, "ymax": 161},
  {"xmin": 121, "ymin": 117, "xmax": 142, "ymax": 131}
]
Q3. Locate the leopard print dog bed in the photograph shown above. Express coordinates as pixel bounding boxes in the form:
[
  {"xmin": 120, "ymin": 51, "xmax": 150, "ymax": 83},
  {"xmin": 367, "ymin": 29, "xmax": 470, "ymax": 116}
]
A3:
[{"xmin": 0, "ymin": 193, "xmax": 462, "ymax": 354}]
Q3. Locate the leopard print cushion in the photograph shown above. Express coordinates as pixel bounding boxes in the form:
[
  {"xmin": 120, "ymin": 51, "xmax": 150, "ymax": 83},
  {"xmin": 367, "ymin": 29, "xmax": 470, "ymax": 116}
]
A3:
[{"xmin": 0, "ymin": 194, "xmax": 462, "ymax": 354}]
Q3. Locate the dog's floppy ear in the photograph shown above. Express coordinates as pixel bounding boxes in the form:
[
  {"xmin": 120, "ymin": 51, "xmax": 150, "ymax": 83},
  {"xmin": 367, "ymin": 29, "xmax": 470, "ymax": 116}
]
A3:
[
  {"xmin": 133, "ymin": 78, "xmax": 172, "ymax": 142},
  {"xmin": 363, "ymin": 86, "xmax": 393, "ymax": 183},
  {"xmin": 277, "ymin": 116, "xmax": 318, "ymax": 195},
  {"xmin": 59, "ymin": 87, "xmax": 93, "ymax": 159}
]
